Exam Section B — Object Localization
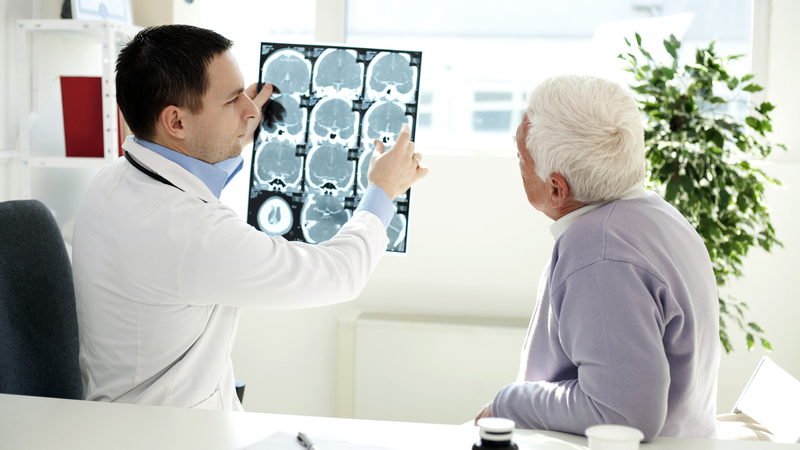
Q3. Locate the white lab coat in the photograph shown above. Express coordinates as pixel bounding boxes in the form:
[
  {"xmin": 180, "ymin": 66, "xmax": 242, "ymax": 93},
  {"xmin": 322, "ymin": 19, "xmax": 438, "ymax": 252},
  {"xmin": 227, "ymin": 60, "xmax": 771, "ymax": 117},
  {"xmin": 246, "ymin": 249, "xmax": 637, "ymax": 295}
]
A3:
[{"xmin": 72, "ymin": 137, "xmax": 388, "ymax": 410}]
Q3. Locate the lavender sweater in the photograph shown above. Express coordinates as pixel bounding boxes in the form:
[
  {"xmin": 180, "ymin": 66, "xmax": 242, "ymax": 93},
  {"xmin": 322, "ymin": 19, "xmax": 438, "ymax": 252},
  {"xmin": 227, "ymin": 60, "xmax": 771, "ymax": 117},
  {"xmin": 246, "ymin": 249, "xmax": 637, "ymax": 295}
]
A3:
[{"xmin": 493, "ymin": 191, "xmax": 719, "ymax": 440}]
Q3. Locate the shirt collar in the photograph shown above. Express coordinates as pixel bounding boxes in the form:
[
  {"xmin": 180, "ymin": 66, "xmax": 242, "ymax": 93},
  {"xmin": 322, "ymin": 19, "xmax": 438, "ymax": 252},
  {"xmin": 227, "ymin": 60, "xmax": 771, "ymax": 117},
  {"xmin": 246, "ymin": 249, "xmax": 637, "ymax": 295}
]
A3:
[
  {"xmin": 549, "ymin": 184, "xmax": 647, "ymax": 239},
  {"xmin": 132, "ymin": 137, "xmax": 243, "ymax": 199}
]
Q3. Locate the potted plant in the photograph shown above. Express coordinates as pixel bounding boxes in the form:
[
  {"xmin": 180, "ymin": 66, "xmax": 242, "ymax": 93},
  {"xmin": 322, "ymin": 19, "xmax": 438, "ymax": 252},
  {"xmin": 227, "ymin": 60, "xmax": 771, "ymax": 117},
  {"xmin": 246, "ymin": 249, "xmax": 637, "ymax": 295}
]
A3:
[{"xmin": 619, "ymin": 33, "xmax": 786, "ymax": 353}]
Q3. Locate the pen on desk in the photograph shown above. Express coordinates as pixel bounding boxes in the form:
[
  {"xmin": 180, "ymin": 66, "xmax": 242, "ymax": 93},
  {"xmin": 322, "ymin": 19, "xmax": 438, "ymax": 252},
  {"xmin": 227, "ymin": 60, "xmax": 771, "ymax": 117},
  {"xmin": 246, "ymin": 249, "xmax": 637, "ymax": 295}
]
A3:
[{"xmin": 297, "ymin": 431, "xmax": 319, "ymax": 450}]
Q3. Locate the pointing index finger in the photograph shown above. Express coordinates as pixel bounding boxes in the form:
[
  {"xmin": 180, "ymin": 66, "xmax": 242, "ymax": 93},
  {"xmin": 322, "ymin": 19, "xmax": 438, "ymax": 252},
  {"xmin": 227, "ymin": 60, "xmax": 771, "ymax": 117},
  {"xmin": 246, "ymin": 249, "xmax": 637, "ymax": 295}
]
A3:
[{"xmin": 392, "ymin": 123, "xmax": 412, "ymax": 155}]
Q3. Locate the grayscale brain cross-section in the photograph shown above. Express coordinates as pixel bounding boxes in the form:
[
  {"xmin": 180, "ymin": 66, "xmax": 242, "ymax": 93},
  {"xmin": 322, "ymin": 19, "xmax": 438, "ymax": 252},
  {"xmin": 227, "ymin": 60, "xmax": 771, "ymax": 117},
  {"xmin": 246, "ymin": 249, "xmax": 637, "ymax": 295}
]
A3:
[{"xmin": 247, "ymin": 43, "xmax": 422, "ymax": 253}]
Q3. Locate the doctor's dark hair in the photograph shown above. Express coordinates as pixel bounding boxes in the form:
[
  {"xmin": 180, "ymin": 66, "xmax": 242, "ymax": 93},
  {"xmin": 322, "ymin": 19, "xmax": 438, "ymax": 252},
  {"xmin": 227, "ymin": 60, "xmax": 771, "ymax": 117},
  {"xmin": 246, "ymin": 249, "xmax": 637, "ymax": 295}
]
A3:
[{"xmin": 115, "ymin": 25, "xmax": 233, "ymax": 141}]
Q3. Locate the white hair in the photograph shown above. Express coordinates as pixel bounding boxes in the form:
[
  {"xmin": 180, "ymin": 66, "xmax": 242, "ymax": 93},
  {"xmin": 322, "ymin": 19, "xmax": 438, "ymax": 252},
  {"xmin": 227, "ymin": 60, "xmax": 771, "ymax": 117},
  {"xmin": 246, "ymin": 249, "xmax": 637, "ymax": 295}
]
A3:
[{"xmin": 524, "ymin": 75, "xmax": 645, "ymax": 204}]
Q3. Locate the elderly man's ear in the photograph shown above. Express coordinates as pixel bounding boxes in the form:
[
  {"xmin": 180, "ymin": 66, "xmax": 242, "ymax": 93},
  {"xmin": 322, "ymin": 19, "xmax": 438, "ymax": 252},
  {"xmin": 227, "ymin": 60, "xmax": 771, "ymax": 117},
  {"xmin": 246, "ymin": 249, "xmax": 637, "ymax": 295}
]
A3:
[
  {"xmin": 548, "ymin": 173, "xmax": 571, "ymax": 206},
  {"xmin": 548, "ymin": 173, "xmax": 585, "ymax": 216}
]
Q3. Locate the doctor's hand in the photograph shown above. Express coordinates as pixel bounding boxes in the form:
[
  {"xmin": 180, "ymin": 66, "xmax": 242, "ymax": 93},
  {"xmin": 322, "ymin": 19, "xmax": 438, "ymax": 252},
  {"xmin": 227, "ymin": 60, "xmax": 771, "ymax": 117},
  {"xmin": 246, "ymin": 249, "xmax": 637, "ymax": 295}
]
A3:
[
  {"xmin": 474, "ymin": 401, "xmax": 494, "ymax": 425},
  {"xmin": 242, "ymin": 82, "xmax": 277, "ymax": 147},
  {"xmin": 368, "ymin": 123, "xmax": 429, "ymax": 200}
]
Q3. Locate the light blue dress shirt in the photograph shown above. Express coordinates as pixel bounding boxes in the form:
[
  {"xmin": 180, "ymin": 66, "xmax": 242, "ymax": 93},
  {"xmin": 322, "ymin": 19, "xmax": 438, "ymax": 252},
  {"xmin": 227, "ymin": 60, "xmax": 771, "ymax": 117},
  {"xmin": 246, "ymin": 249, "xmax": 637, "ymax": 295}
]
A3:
[{"xmin": 132, "ymin": 137, "xmax": 395, "ymax": 229}]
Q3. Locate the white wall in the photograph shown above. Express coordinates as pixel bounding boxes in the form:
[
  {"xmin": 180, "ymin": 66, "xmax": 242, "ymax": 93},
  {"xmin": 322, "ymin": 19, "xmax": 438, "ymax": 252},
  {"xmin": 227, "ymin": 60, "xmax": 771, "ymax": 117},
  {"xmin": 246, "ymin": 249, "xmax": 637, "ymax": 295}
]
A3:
[{"xmin": 0, "ymin": 0, "xmax": 798, "ymax": 425}]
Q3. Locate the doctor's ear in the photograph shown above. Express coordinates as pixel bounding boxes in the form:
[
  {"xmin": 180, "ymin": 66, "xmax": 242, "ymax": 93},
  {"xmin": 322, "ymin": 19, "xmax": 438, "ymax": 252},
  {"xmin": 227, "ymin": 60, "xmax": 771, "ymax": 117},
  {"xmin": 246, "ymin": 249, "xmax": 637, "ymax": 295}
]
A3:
[{"xmin": 158, "ymin": 106, "xmax": 187, "ymax": 140}]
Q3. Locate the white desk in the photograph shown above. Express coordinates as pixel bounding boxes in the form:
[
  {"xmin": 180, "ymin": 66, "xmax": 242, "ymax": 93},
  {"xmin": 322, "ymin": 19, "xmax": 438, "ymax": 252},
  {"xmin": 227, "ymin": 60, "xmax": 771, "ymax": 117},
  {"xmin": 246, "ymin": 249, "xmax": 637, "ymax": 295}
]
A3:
[{"xmin": 0, "ymin": 393, "xmax": 793, "ymax": 450}]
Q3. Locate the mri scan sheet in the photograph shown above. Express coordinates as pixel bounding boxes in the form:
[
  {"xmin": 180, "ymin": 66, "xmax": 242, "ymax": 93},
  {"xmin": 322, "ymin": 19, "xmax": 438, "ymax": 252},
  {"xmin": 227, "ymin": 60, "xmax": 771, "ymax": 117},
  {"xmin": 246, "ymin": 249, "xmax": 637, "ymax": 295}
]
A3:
[{"xmin": 247, "ymin": 42, "xmax": 423, "ymax": 253}]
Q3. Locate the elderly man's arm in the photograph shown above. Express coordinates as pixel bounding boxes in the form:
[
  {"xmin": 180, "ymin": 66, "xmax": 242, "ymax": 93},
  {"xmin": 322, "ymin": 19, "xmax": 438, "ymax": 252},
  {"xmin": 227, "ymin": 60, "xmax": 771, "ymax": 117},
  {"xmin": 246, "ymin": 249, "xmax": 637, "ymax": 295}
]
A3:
[{"xmin": 491, "ymin": 260, "xmax": 672, "ymax": 441}]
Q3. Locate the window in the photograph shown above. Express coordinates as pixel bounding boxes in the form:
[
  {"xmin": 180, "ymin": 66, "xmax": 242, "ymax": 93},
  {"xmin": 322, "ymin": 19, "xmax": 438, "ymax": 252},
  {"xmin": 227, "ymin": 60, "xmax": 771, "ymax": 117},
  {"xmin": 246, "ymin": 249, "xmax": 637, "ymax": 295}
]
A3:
[
  {"xmin": 345, "ymin": 0, "xmax": 753, "ymax": 152},
  {"xmin": 200, "ymin": 0, "xmax": 316, "ymax": 85}
]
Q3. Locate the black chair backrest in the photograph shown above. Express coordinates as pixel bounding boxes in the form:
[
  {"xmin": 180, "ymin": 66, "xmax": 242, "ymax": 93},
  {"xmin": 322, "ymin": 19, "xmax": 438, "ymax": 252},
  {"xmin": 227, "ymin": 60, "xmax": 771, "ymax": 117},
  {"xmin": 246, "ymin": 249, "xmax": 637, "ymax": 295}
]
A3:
[{"xmin": 0, "ymin": 199, "xmax": 83, "ymax": 400}]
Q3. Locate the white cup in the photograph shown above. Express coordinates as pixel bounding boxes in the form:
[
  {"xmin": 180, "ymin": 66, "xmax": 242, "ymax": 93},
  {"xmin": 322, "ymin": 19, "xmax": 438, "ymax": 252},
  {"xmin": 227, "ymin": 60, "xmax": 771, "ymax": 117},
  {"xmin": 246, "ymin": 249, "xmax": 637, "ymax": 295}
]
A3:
[{"xmin": 585, "ymin": 424, "xmax": 645, "ymax": 450}]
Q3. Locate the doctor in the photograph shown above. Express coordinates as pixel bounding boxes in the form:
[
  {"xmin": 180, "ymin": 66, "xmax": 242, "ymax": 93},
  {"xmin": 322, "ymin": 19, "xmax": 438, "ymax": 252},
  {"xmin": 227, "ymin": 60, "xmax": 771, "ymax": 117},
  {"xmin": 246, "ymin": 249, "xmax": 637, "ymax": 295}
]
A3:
[{"xmin": 72, "ymin": 24, "xmax": 427, "ymax": 411}]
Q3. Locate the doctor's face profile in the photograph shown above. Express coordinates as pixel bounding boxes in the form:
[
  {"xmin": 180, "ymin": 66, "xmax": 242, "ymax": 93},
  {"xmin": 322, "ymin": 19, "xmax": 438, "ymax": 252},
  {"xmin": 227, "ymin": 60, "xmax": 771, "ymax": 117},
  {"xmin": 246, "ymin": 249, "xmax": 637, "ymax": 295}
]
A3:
[{"xmin": 183, "ymin": 50, "xmax": 259, "ymax": 164}]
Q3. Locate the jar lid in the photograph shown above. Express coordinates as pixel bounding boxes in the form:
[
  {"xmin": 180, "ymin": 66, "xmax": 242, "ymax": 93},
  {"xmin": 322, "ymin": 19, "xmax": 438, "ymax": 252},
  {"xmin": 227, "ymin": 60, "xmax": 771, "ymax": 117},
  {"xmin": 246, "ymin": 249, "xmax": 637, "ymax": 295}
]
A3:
[{"xmin": 477, "ymin": 417, "xmax": 515, "ymax": 441}]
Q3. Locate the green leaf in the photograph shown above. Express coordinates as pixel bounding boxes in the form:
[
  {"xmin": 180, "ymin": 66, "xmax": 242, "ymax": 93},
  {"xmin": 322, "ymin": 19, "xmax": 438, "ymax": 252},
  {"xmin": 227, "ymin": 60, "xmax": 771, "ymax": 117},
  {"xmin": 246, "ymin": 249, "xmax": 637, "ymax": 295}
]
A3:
[
  {"xmin": 712, "ymin": 130, "xmax": 725, "ymax": 149},
  {"xmin": 757, "ymin": 102, "xmax": 775, "ymax": 115},
  {"xmin": 624, "ymin": 36, "xmax": 631, "ymax": 47},
  {"xmin": 742, "ymin": 73, "xmax": 755, "ymax": 82},
  {"xmin": 742, "ymin": 84, "xmax": 764, "ymax": 93},
  {"xmin": 687, "ymin": 64, "xmax": 709, "ymax": 74},
  {"xmin": 680, "ymin": 172, "xmax": 695, "ymax": 194},
  {"xmin": 746, "ymin": 333, "xmax": 755, "ymax": 350},
  {"xmin": 664, "ymin": 39, "xmax": 677, "ymax": 59},
  {"xmin": 760, "ymin": 338, "xmax": 773, "ymax": 352},
  {"xmin": 745, "ymin": 116, "xmax": 761, "ymax": 130},
  {"xmin": 720, "ymin": 329, "xmax": 733, "ymax": 354},
  {"xmin": 668, "ymin": 34, "xmax": 681, "ymax": 50},
  {"xmin": 635, "ymin": 32, "xmax": 642, "ymax": 46},
  {"xmin": 726, "ymin": 78, "xmax": 739, "ymax": 90},
  {"xmin": 719, "ymin": 188, "xmax": 731, "ymax": 210},
  {"xmin": 665, "ymin": 177, "xmax": 681, "ymax": 202}
]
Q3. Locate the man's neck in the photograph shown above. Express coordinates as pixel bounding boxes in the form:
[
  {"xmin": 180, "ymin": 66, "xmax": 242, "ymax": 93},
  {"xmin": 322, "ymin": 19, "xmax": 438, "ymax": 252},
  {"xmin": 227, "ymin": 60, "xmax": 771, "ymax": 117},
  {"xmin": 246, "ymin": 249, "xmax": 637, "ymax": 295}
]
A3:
[
  {"xmin": 547, "ymin": 199, "xmax": 585, "ymax": 221},
  {"xmin": 150, "ymin": 135, "xmax": 192, "ymax": 159}
]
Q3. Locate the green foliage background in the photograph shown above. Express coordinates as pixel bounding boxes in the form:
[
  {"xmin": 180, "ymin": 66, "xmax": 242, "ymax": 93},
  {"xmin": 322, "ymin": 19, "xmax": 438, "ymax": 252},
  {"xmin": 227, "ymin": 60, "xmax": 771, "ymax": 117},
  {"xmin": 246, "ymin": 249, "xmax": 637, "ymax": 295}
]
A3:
[{"xmin": 619, "ymin": 33, "xmax": 786, "ymax": 353}]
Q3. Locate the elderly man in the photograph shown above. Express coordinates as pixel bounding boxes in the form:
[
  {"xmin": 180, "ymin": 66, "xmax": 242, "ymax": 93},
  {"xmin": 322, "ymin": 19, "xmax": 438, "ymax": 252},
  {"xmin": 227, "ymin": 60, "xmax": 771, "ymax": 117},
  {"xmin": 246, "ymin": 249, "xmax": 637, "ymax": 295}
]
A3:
[
  {"xmin": 475, "ymin": 75, "xmax": 719, "ymax": 440},
  {"xmin": 72, "ymin": 25, "xmax": 427, "ymax": 411}
]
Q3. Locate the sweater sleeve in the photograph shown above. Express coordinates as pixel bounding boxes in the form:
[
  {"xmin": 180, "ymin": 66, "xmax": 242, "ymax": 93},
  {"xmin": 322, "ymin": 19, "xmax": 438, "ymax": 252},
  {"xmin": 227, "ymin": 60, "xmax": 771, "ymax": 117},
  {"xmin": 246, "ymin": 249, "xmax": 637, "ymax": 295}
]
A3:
[{"xmin": 492, "ymin": 259, "xmax": 672, "ymax": 441}]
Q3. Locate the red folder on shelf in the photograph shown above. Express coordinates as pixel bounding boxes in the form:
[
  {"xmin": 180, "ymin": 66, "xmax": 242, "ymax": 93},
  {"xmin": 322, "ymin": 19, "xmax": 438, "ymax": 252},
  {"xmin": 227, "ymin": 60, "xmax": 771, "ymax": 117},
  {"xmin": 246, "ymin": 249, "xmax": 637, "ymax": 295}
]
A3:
[{"xmin": 60, "ymin": 76, "xmax": 125, "ymax": 158}]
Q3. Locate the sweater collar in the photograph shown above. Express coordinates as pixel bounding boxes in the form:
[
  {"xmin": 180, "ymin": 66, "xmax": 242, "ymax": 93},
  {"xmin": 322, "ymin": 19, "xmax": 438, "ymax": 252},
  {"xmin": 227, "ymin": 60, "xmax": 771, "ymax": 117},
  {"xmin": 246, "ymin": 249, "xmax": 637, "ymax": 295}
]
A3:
[{"xmin": 549, "ymin": 184, "xmax": 647, "ymax": 239}]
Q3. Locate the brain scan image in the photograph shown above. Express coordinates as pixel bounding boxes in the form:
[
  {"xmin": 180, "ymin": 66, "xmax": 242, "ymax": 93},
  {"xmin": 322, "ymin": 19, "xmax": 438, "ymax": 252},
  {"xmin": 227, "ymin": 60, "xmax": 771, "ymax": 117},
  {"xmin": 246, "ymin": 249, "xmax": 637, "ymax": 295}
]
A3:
[
  {"xmin": 312, "ymin": 49, "xmax": 364, "ymax": 99},
  {"xmin": 363, "ymin": 101, "xmax": 412, "ymax": 146},
  {"xmin": 262, "ymin": 49, "xmax": 312, "ymax": 96},
  {"xmin": 309, "ymin": 97, "xmax": 359, "ymax": 147},
  {"xmin": 257, "ymin": 196, "xmax": 294, "ymax": 236},
  {"xmin": 365, "ymin": 52, "xmax": 417, "ymax": 103},
  {"xmin": 260, "ymin": 94, "xmax": 307, "ymax": 144},
  {"xmin": 305, "ymin": 143, "xmax": 355, "ymax": 196},
  {"xmin": 301, "ymin": 195, "xmax": 351, "ymax": 244},
  {"xmin": 386, "ymin": 212, "xmax": 407, "ymax": 252},
  {"xmin": 249, "ymin": 42, "xmax": 421, "ymax": 253},
  {"xmin": 254, "ymin": 139, "xmax": 303, "ymax": 192}
]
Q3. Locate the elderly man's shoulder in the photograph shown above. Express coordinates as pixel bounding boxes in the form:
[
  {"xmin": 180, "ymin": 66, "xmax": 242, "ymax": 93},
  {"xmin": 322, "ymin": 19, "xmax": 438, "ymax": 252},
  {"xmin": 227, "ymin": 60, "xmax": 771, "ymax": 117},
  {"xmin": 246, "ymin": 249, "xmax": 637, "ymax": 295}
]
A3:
[{"xmin": 557, "ymin": 192, "xmax": 700, "ymax": 265}]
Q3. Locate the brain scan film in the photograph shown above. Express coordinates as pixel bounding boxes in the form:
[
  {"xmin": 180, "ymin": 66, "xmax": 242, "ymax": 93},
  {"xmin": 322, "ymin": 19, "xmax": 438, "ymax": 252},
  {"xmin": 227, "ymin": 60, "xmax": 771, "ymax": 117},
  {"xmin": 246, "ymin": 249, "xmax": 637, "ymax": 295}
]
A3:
[
  {"xmin": 262, "ymin": 49, "xmax": 311, "ymax": 96},
  {"xmin": 365, "ymin": 52, "xmax": 418, "ymax": 103},
  {"xmin": 247, "ymin": 42, "xmax": 423, "ymax": 254},
  {"xmin": 260, "ymin": 94, "xmax": 306, "ymax": 143},
  {"xmin": 253, "ymin": 139, "xmax": 303, "ymax": 192},
  {"xmin": 309, "ymin": 97, "xmax": 360, "ymax": 147},
  {"xmin": 312, "ymin": 49, "xmax": 364, "ymax": 99}
]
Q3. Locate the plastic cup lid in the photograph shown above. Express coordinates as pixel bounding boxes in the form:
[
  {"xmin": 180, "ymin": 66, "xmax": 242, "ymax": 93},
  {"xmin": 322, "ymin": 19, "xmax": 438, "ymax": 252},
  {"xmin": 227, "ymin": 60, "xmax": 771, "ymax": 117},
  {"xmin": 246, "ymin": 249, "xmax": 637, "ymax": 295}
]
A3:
[
  {"xmin": 585, "ymin": 424, "xmax": 645, "ymax": 442},
  {"xmin": 477, "ymin": 417, "xmax": 515, "ymax": 441},
  {"xmin": 477, "ymin": 417, "xmax": 515, "ymax": 433}
]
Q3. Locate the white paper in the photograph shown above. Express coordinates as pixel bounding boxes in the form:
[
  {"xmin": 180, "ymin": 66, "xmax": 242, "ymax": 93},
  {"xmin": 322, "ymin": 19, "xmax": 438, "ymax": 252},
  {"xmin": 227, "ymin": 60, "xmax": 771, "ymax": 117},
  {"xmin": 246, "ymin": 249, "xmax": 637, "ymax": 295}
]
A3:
[{"xmin": 237, "ymin": 431, "xmax": 397, "ymax": 450}]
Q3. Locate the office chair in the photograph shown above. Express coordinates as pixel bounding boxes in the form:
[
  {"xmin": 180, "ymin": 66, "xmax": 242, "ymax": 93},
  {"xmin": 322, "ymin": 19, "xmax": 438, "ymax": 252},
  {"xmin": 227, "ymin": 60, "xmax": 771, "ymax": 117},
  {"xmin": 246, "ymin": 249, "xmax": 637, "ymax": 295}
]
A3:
[
  {"xmin": 0, "ymin": 199, "xmax": 83, "ymax": 400},
  {"xmin": 731, "ymin": 356, "xmax": 800, "ymax": 444}
]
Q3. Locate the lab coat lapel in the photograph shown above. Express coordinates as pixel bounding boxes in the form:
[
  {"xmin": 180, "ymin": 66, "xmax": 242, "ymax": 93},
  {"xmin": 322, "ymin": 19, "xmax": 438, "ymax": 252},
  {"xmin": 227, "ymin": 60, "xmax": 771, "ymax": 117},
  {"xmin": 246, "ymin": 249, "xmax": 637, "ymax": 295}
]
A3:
[{"xmin": 122, "ymin": 137, "xmax": 220, "ymax": 204}]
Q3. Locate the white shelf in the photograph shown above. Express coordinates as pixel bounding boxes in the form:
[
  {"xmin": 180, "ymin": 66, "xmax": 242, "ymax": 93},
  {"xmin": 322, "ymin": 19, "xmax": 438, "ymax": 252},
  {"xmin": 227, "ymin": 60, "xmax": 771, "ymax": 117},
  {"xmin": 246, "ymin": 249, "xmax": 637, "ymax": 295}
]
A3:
[
  {"xmin": 16, "ymin": 19, "xmax": 141, "ymax": 198},
  {"xmin": 25, "ymin": 156, "xmax": 108, "ymax": 169}
]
